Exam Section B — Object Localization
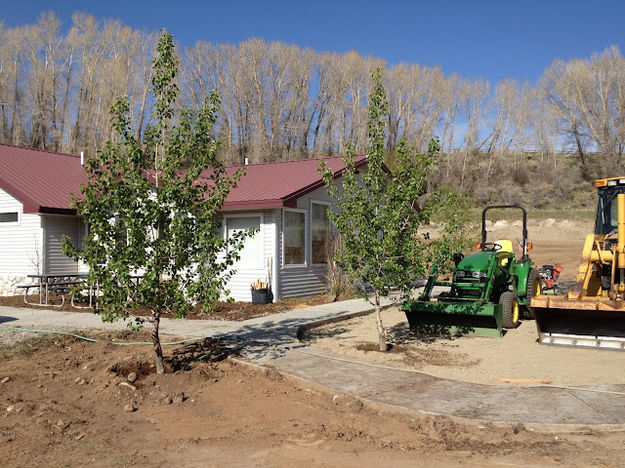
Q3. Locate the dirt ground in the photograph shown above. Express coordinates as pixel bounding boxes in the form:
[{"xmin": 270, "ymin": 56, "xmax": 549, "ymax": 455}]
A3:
[
  {"xmin": 1, "ymin": 332, "xmax": 625, "ymax": 467},
  {"xmin": 303, "ymin": 307, "xmax": 625, "ymax": 386}
]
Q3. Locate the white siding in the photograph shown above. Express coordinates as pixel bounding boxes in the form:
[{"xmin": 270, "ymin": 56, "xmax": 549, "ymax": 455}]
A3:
[
  {"xmin": 0, "ymin": 187, "xmax": 43, "ymax": 277},
  {"xmin": 223, "ymin": 210, "xmax": 276, "ymax": 302},
  {"xmin": 43, "ymin": 215, "xmax": 84, "ymax": 274},
  {"xmin": 277, "ymin": 185, "xmax": 331, "ymax": 299}
]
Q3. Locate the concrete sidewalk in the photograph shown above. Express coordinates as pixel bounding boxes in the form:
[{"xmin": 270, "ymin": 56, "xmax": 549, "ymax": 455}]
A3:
[
  {"xmin": 269, "ymin": 347, "xmax": 625, "ymax": 427},
  {"xmin": 0, "ymin": 298, "xmax": 386, "ymax": 344},
  {"xmin": 2, "ymin": 300, "xmax": 625, "ymax": 427}
]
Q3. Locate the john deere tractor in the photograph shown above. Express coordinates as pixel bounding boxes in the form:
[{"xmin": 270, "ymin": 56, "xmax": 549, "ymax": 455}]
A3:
[{"xmin": 402, "ymin": 205, "xmax": 541, "ymax": 337}]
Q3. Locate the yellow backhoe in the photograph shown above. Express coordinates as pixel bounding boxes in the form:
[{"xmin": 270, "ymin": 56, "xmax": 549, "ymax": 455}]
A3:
[{"xmin": 532, "ymin": 177, "xmax": 625, "ymax": 350}]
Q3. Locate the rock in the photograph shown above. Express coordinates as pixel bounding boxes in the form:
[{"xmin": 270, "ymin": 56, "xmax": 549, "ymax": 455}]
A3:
[
  {"xmin": 492, "ymin": 220, "xmax": 509, "ymax": 230},
  {"xmin": 332, "ymin": 394, "xmax": 363, "ymax": 411},
  {"xmin": 56, "ymin": 419, "xmax": 69, "ymax": 430},
  {"xmin": 408, "ymin": 419, "xmax": 422, "ymax": 432},
  {"xmin": 172, "ymin": 393, "xmax": 185, "ymax": 404},
  {"xmin": 127, "ymin": 373, "xmax": 137, "ymax": 383},
  {"xmin": 75, "ymin": 433, "xmax": 85, "ymax": 441},
  {"xmin": 74, "ymin": 377, "xmax": 86, "ymax": 385},
  {"xmin": 162, "ymin": 396, "xmax": 173, "ymax": 406},
  {"xmin": 124, "ymin": 403, "xmax": 137, "ymax": 413},
  {"xmin": 0, "ymin": 377, "xmax": 10, "ymax": 384},
  {"xmin": 346, "ymin": 399, "xmax": 364, "ymax": 412},
  {"xmin": 543, "ymin": 218, "xmax": 556, "ymax": 227},
  {"xmin": 6, "ymin": 405, "xmax": 14, "ymax": 412},
  {"xmin": 118, "ymin": 382, "xmax": 136, "ymax": 391}
]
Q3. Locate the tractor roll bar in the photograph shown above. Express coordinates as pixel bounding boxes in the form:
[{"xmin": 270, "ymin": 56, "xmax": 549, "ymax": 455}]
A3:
[{"xmin": 481, "ymin": 204, "xmax": 529, "ymax": 259}]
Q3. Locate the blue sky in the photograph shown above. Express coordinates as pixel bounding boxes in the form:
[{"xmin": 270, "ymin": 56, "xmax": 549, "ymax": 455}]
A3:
[{"xmin": 5, "ymin": 0, "xmax": 625, "ymax": 84}]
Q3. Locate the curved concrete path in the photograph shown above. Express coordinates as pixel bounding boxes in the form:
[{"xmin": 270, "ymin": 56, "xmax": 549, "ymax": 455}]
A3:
[
  {"xmin": 267, "ymin": 347, "xmax": 625, "ymax": 427},
  {"xmin": 2, "ymin": 301, "xmax": 625, "ymax": 427}
]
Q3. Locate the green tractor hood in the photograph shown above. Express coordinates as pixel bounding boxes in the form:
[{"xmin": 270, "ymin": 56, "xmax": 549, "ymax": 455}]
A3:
[{"xmin": 455, "ymin": 251, "xmax": 494, "ymax": 273}]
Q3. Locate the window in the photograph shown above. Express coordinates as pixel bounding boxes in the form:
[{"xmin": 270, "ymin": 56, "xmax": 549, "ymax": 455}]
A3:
[
  {"xmin": 226, "ymin": 216, "xmax": 262, "ymax": 269},
  {"xmin": 311, "ymin": 203, "xmax": 329, "ymax": 264},
  {"xmin": 284, "ymin": 210, "xmax": 305, "ymax": 265},
  {"xmin": 0, "ymin": 212, "xmax": 18, "ymax": 223}
]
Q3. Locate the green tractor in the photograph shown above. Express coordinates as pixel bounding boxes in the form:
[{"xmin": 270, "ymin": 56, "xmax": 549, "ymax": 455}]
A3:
[{"xmin": 402, "ymin": 205, "xmax": 541, "ymax": 337}]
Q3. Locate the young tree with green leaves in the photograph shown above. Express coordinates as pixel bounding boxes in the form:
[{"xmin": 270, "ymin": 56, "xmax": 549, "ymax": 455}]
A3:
[
  {"xmin": 64, "ymin": 31, "xmax": 249, "ymax": 373},
  {"xmin": 321, "ymin": 68, "xmax": 469, "ymax": 351}
]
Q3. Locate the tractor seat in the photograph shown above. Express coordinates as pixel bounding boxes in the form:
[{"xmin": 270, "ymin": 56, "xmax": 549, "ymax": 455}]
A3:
[
  {"xmin": 495, "ymin": 240, "xmax": 514, "ymax": 267},
  {"xmin": 494, "ymin": 240, "xmax": 513, "ymax": 253}
]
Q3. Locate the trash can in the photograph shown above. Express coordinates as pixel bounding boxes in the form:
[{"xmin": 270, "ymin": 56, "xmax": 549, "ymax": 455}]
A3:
[{"xmin": 251, "ymin": 288, "xmax": 270, "ymax": 305}]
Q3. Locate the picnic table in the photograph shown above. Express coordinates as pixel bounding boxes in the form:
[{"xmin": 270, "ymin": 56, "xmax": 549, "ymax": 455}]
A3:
[
  {"xmin": 19, "ymin": 273, "xmax": 89, "ymax": 308},
  {"xmin": 18, "ymin": 273, "xmax": 144, "ymax": 308}
]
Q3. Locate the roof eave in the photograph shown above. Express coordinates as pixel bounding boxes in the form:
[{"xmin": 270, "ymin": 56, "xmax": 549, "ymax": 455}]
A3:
[
  {"xmin": 38, "ymin": 206, "xmax": 78, "ymax": 215},
  {"xmin": 221, "ymin": 199, "xmax": 289, "ymax": 211}
]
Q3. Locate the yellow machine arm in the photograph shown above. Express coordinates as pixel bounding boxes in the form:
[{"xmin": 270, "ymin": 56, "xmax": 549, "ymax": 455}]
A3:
[{"xmin": 532, "ymin": 187, "xmax": 625, "ymax": 350}]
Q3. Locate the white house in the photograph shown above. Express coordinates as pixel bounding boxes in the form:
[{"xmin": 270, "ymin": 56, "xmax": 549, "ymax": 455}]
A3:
[{"xmin": 0, "ymin": 144, "xmax": 368, "ymax": 301}]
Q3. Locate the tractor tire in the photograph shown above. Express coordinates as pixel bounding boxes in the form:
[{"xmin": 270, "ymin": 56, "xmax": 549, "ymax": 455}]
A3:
[
  {"xmin": 500, "ymin": 291, "xmax": 520, "ymax": 329},
  {"xmin": 524, "ymin": 268, "xmax": 542, "ymax": 319}
]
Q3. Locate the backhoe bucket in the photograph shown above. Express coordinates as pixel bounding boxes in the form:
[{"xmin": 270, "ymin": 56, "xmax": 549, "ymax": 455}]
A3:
[
  {"xmin": 402, "ymin": 300, "xmax": 503, "ymax": 337},
  {"xmin": 532, "ymin": 294, "xmax": 625, "ymax": 350}
]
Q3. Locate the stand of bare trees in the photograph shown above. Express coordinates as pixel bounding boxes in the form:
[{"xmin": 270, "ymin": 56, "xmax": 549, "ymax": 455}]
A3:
[{"xmin": 1, "ymin": 13, "xmax": 624, "ymax": 207}]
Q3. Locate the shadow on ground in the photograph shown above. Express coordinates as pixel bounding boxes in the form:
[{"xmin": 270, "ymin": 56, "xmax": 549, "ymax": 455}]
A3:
[{"xmin": 214, "ymin": 308, "xmax": 366, "ymax": 361}]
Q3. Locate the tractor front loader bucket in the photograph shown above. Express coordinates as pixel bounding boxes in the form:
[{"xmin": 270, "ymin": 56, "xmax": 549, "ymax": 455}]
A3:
[
  {"xmin": 531, "ymin": 190, "xmax": 625, "ymax": 351},
  {"xmin": 402, "ymin": 300, "xmax": 503, "ymax": 337},
  {"xmin": 532, "ymin": 294, "xmax": 625, "ymax": 350}
]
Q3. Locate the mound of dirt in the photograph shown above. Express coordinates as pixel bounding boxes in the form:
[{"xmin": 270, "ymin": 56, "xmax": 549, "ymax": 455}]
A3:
[{"xmin": 1, "ymin": 331, "xmax": 624, "ymax": 466}]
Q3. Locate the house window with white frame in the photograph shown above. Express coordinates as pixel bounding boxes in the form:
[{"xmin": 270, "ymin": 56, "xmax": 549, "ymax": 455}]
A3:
[
  {"xmin": 226, "ymin": 216, "xmax": 262, "ymax": 269},
  {"xmin": 311, "ymin": 203, "xmax": 329, "ymax": 264},
  {"xmin": 284, "ymin": 210, "xmax": 305, "ymax": 265}
]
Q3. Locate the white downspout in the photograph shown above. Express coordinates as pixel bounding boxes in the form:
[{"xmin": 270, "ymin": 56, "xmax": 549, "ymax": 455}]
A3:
[{"xmin": 272, "ymin": 209, "xmax": 280, "ymax": 302}]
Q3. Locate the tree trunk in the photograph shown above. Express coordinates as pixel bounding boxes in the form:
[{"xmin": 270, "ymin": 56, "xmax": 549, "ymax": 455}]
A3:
[
  {"xmin": 574, "ymin": 128, "xmax": 589, "ymax": 180},
  {"xmin": 374, "ymin": 290, "xmax": 388, "ymax": 351},
  {"xmin": 136, "ymin": 70, "xmax": 152, "ymax": 143},
  {"xmin": 152, "ymin": 311, "xmax": 165, "ymax": 374}
]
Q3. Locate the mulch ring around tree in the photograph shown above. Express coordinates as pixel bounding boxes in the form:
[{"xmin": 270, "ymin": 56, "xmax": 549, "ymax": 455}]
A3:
[{"xmin": 0, "ymin": 293, "xmax": 347, "ymax": 321}]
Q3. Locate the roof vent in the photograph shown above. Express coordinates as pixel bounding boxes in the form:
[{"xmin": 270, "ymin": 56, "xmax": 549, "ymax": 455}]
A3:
[{"xmin": 80, "ymin": 151, "xmax": 84, "ymax": 166}]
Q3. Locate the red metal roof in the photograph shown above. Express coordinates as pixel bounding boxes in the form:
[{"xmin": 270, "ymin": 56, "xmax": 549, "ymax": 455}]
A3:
[
  {"xmin": 0, "ymin": 144, "xmax": 87, "ymax": 214},
  {"xmin": 0, "ymin": 144, "xmax": 367, "ymax": 213},
  {"xmin": 214, "ymin": 155, "xmax": 367, "ymax": 210}
]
